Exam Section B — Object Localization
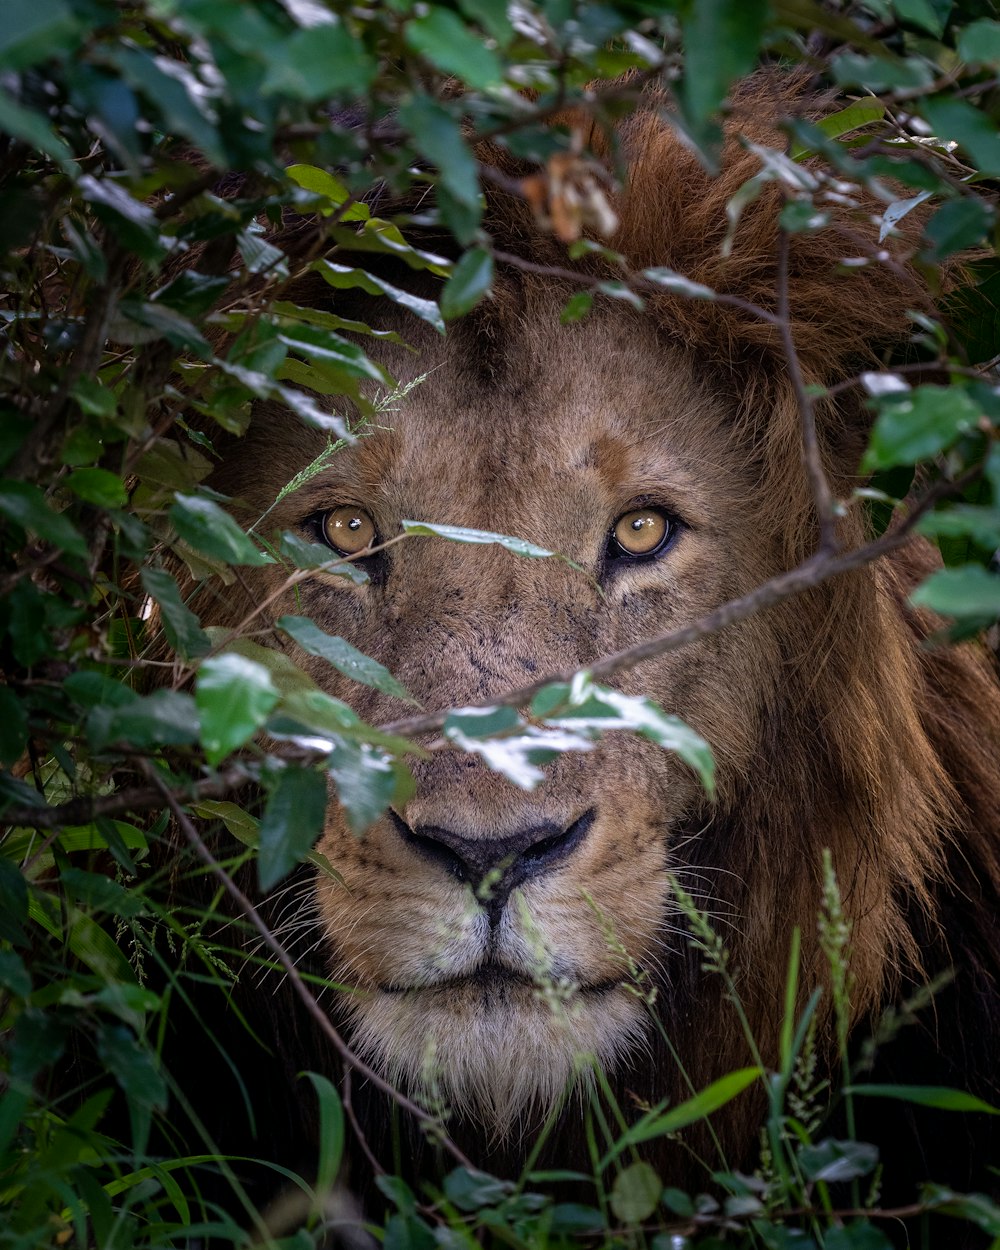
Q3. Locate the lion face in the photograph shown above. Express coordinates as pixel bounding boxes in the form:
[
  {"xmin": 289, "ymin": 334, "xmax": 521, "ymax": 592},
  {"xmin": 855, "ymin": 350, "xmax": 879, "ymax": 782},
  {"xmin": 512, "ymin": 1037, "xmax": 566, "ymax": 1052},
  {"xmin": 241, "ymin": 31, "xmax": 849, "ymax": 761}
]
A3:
[{"xmin": 231, "ymin": 287, "xmax": 796, "ymax": 1130}]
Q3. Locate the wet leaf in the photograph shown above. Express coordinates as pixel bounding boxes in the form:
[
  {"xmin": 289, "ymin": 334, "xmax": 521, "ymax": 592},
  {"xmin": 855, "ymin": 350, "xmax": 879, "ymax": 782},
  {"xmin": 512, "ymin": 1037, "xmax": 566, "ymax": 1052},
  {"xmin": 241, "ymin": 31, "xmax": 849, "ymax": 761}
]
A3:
[
  {"xmin": 862, "ymin": 386, "xmax": 981, "ymax": 471},
  {"xmin": 844, "ymin": 1083, "xmax": 1000, "ymax": 1114},
  {"xmin": 0, "ymin": 480, "xmax": 88, "ymax": 558},
  {"xmin": 65, "ymin": 468, "xmax": 127, "ymax": 508},
  {"xmin": 404, "ymin": 9, "xmax": 503, "ymax": 89},
  {"xmin": 440, "ymin": 247, "xmax": 493, "ymax": 320},
  {"xmin": 277, "ymin": 615, "xmax": 415, "ymax": 703},
  {"xmin": 924, "ymin": 198, "xmax": 995, "ymax": 261},
  {"xmin": 258, "ymin": 764, "xmax": 329, "ymax": 891},
  {"xmin": 610, "ymin": 1161, "xmax": 662, "ymax": 1223},
  {"xmin": 328, "ymin": 739, "xmax": 407, "ymax": 835},
  {"xmin": 87, "ymin": 690, "xmax": 200, "ymax": 752},
  {"xmin": 910, "ymin": 564, "xmax": 1000, "ymax": 621},
  {"xmin": 170, "ymin": 493, "xmax": 273, "ymax": 566},
  {"xmin": 532, "ymin": 676, "xmax": 716, "ymax": 797},
  {"xmin": 141, "ymin": 565, "xmax": 211, "ymax": 660},
  {"xmin": 196, "ymin": 653, "xmax": 280, "ymax": 765},
  {"xmin": 313, "ymin": 260, "xmax": 444, "ymax": 334},
  {"xmin": 262, "ymin": 23, "xmax": 376, "ymax": 99},
  {"xmin": 798, "ymin": 1138, "xmax": 879, "ymax": 1183},
  {"xmin": 602, "ymin": 1067, "xmax": 761, "ymax": 1165}
]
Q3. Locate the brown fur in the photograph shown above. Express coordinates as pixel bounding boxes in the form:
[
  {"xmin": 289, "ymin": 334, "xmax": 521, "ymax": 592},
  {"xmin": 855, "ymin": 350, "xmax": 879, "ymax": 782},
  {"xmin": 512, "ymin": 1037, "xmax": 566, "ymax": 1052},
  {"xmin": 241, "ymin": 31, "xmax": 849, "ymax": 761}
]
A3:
[{"xmin": 192, "ymin": 76, "xmax": 1000, "ymax": 1208}]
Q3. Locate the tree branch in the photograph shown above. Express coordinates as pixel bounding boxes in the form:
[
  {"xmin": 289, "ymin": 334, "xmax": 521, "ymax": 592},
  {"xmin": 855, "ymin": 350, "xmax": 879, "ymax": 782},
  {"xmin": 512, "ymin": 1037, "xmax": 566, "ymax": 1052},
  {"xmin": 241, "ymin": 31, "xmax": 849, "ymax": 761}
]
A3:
[
  {"xmin": 144, "ymin": 763, "xmax": 475, "ymax": 1169},
  {"xmin": 776, "ymin": 224, "xmax": 838, "ymax": 555}
]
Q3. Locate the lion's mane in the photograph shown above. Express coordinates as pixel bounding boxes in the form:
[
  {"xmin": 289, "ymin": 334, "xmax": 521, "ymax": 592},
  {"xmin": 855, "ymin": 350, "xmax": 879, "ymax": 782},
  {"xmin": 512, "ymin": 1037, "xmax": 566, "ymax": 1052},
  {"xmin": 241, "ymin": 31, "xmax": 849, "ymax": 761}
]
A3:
[{"xmin": 169, "ymin": 73, "xmax": 1000, "ymax": 1229}]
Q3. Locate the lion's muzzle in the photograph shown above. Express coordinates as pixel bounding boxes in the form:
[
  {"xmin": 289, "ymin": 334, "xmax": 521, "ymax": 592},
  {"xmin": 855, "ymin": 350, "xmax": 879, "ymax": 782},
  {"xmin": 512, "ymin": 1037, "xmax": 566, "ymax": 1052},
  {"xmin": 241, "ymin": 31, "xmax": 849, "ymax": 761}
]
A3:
[{"xmin": 387, "ymin": 807, "xmax": 596, "ymax": 925}]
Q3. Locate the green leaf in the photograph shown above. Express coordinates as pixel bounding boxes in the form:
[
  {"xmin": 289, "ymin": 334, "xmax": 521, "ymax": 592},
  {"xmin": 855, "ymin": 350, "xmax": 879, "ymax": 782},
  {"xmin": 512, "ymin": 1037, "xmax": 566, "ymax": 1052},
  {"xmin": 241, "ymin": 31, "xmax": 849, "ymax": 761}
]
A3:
[
  {"xmin": 71, "ymin": 377, "xmax": 116, "ymax": 418},
  {"xmin": 910, "ymin": 564, "xmax": 1000, "ymax": 621},
  {"xmin": 87, "ymin": 690, "xmax": 200, "ymax": 752},
  {"xmin": 401, "ymin": 519, "xmax": 568, "ymax": 562},
  {"xmin": 862, "ymin": 386, "xmax": 981, "ymax": 471},
  {"xmin": 440, "ymin": 248, "xmax": 493, "ymax": 320},
  {"xmin": 917, "ymin": 505, "xmax": 1000, "ymax": 552},
  {"xmin": 844, "ymin": 1083, "xmax": 1000, "ymax": 1114},
  {"xmin": 196, "ymin": 654, "xmax": 280, "ymax": 765},
  {"xmin": 305, "ymin": 1072, "xmax": 345, "ymax": 1199},
  {"xmin": 276, "ymin": 531, "xmax": 370, "ymax": 582},
  {"xmin": 0, "ymin": 686, "xmax": 27, "ymax": 768},
  {"xmin": 443, "ymin": 1168, "xmax": 514, "ymax": 1212},
  {"xmin": 681, "ymin": 0, "xmax": 767, "ymax": 128},
  {"xmin": 610, "ymin": 1161, "xmax": 662, "ymax": 1223},
  {"xmin": 832, "ymin": 53, "xmax": 934, "ymax": 92},
  {"xmin": 258, "ymin": 765, "xmax": 329, "ymax": 891},
  {"xmin": 277, "ymin": 615, "xmax": 415, "ymax": 703},
  {"xmin": 328, "ymin": 739, "xmax": 405, "ymax": 835},
  {"xmin": 531, "ymin": 677, "xmax": 716, "ymax": 797},
  {"xmin": 0, "ymin": 480, "xmax": 88, "ymax": 558},
  {"xmin": 152, "ymin": 269, "xmax": 231, "ymax": 318},
  {"xmin": 922, "ymin": 96, "xmax": 1000, "ymax": 178},
  {"xmin": 398, "ymin": 94, "xmax": 481, "ymax": 240},
  {"xmin": 895, "ymin": 0, "xmax": 946, "ymax": 36},
  {"xmin": 0, "ymin": 0, "xmax": 77, "ymax": 72},
  {"xmin": 404, "ymin": 9, "xmax": 503, "ymax": 89},
  {"xmin": 921, "ymin": 1186, "xmax": 1000, "ymax": 1235},
  {"xmin": 189, "ymin": 799, "xmax": 260, "ymax": 847},
  {"xmin": 134, "ymin": 439, "xmax": 214, "ymax": 491},
  {"xmin": 0, "ymin": 949, "xmax": 30, "ymax": 997},
  {"xmin": 0, "ymin": 89, "xmax": 74, "ymax": 167},
  {"xmin": 601, "ymin": 1067, "xmax": 761, "ymax": 1165},
  {"xmin": 444, "ymin": 705, "xmax": 521, "ymax": 741},
  {"xmin": 0, "ymin": 858, "xmax": 29, "ymax": 943},
  {"xmin": 95, "ymin": 1023, "xmax": 166, "ymax": 1157},
  {"xmin": 313, "ymin": 261, "xmax": 444, "ymax": 334},
  {"xmin": 286, "ymin": 165, "xmax": 369, "ymax": 221},
  {"xmin": 924, "ymin": 198, "xmax": 995, "ymax": 261},
  {"xmin": 824, "ymin": 1223, "xmax": 893, "ymax": 1250},
  {"xmin": 237, "ymin": 230, "xmax": 289, "ymax": 279},
  {"xmin": 444, "ymin": 719, "xmax": 593, "ymax": 790},
  {"xmin": 140, "ymin": 566, "xmax": 211, "ymax": 660},
  {"xmin": 59, "ymin": 867, "xmax": 144, "ymax": 917},
  {"xmin": 65, "ymin": 467, "xmax": 127, "ymax": 508},
  {"xmin": 642, "ymin": 268, "xmax": 716, "ymax": 300},
  {"xmin": 560, "ymin": 292, "xmax": 593, "ymax": 324},
  {"xmin": 548, "ymin": 1205, "xmax": 605, "ymax": 1234},
  {"xmin": 277, "ymin": 323, "xmax": 392, "ymax": 383},
  {"xmin": 957, "ymin": 19, "xmax": 1000, "ymax": 66},
  {"xmin": 170, "ymin": 493, "xmax": 273, "ymax": 566},
  {"xmin": 798, "ymin": 1138, "xmax": 879, "ymax": 1183},
  {"xmin": 262, "ymin": 24, "xmax": 376, "ymax": 99}
]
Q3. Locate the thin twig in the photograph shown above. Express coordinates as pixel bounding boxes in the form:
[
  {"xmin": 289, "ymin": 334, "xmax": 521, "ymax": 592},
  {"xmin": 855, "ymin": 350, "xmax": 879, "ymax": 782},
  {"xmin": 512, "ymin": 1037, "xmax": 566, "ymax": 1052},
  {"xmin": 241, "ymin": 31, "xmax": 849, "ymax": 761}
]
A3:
[
  {"xmin": 144, "ymin": 763, "xmax": 475, "ymax": 1170},
  {"xmin": 491, "ymin": 248, "xmax": 782, "ymax": 327},
  {"xmin": 1, "ymin": 466, "xmax": 979, "ymax": 831},
  {"xmin": 776, "ymin": 224, "xmax": 838, "ymax": 554}
]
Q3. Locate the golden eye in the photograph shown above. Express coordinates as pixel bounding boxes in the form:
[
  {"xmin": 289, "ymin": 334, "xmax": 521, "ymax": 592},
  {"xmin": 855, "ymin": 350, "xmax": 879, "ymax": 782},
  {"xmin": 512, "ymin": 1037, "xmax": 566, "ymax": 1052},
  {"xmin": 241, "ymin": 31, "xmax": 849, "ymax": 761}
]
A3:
[
  {"xmin": 610, "ymin": 508, "xmax": 670, "ymax": 557},
  {"xmin": 321, "ymin": 505, "xmax": 377, "ymax": 556}
]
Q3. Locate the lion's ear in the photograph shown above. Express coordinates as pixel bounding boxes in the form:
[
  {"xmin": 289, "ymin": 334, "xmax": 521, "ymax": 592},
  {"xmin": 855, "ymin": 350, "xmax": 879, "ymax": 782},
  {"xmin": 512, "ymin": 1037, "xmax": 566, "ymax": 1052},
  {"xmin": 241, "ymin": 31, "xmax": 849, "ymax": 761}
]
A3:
[{"xmin": 606, "ymin": 75, "xmax": 932, "ymax": 481}]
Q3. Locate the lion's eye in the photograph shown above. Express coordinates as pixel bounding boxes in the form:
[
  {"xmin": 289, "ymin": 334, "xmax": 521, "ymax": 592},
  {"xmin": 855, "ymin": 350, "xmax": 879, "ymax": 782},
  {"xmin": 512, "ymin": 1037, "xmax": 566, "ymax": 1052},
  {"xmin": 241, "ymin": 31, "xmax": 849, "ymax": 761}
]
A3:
[
  {"xmin": 320, "ymin": 505, "xmax": 378, "ymax": 556},
  {"xmin": 608, "ymin": 508, "xmax": 672, "ymax": 560}
]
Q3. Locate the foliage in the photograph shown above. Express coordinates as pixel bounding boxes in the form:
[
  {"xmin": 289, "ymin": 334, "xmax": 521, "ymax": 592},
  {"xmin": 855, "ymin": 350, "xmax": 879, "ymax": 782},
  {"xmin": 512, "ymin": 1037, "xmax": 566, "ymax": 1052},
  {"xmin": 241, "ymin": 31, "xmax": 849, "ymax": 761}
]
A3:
[{"xmin": 2, "ymin": 0, "xmax": 1000, "ymax": 1246}]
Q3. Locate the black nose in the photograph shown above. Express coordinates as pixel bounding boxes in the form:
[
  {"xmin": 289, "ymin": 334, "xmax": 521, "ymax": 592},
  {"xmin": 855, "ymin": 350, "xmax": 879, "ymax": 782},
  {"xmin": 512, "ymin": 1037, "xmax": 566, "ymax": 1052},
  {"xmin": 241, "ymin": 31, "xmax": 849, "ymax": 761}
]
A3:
[{"xmin": 390, "ymin": 809, "xmax": 595, "ymax": 923}]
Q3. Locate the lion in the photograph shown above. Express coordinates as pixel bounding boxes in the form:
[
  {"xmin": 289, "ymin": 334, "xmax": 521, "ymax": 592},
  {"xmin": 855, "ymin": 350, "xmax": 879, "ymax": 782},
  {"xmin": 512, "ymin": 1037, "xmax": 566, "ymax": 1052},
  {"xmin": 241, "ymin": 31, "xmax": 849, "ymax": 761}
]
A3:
[{"xmin": 182, "ymin": 76, "xmax": 1000, "ymax": 1224}]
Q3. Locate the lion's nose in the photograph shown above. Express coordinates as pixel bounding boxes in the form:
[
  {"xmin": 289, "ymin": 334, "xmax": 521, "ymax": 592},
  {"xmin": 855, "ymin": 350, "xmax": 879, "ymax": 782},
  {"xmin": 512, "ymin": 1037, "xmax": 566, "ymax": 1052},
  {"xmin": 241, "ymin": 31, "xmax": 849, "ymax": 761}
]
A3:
[{"xmin": 389, "ymin": 809, "xmax": 595, "ymax": 923}]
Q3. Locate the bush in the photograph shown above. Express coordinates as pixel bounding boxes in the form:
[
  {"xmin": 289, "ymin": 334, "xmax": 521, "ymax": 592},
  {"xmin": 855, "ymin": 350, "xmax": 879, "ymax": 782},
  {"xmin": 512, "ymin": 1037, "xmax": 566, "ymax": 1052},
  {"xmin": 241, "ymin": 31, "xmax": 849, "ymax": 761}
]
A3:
[{"xmin": 2, "ymin": 1, "xmax": 1000, "ymax": 1246}]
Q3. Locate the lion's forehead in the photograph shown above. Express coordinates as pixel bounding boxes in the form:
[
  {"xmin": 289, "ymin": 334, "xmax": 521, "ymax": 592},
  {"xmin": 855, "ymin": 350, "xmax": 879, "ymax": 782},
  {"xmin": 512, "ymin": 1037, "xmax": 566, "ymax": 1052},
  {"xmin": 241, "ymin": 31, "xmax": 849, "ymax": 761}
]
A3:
[{"xmin": 293, "ymin": 302, "xmax": 745, "ymax": 541}]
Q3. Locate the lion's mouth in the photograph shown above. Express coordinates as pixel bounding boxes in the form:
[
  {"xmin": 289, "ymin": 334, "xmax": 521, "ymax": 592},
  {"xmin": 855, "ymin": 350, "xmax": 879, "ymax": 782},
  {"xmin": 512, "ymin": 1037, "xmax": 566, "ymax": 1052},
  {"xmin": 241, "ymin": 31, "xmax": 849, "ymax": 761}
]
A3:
[{"xmin": 377, "ymin": 963, "xmax": 624, "ymax": 997}]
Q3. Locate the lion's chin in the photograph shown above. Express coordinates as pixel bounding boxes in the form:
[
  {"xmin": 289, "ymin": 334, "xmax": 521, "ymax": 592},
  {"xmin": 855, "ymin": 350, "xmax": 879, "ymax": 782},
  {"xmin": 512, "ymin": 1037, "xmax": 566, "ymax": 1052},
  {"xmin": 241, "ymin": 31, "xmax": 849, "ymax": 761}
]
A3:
[{"xmin": 344, "ymin": 976, "xmax": 648, "ymax": 1137}]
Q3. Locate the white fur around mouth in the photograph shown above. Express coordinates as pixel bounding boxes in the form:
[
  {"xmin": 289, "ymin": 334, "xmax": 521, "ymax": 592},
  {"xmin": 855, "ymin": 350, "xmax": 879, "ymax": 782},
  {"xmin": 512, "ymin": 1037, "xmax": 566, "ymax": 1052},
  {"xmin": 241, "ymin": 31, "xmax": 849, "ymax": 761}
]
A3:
[
  {"xmin": 376, "ymin": 964, "xmax": 625, "ymax": 996},
  {"xmin": 345, "ymin": 975, "xmax": 648, "ymax": 1135}
]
